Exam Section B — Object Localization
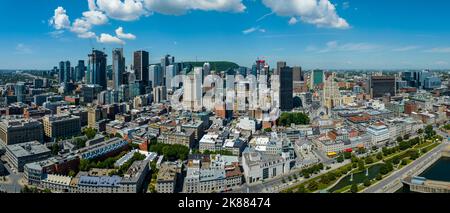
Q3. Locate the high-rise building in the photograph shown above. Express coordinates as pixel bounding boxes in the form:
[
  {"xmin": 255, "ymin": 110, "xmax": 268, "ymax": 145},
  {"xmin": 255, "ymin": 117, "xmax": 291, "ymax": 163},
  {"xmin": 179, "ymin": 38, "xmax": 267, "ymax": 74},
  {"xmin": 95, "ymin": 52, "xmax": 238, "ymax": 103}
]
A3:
[
  {"xmin": 161, "ymin": 54, "xmax": 175, "ymax": 83},
  {"xmin": 58, "ymin": 61, "xmax": 71, "ymax": 84},
  {"xmin": 153, "ymin": 86, "xmax": 167, "ymax": 103},
  {"xmin": 133, "ymin": 50, "xmax": 149, "ymax": 85},
  {"xmin": 312, "ymin": 69, "xmax": 324, "ymax": 87},
  {"xmin": 203, "ymin": 62, "xmax": 211, "ymax": 80},
  {"xmin": 165, "ymin": 64, "xmax": 179, "ymax": 89},
  {"xmin": 75, "ymin": 60, "xmax": 86, "ymax": 82},
  {"xmin": 149, "ymin": 65, "xmax": 162, "ymax": 88},
  {"xmin": 87, "ymin": 50, "xmax": 107, "ymax": 90},
  {"xmin": 424, "ymin": 76, "xmax": 442, "ymax": 90},
  {"xmin": 402, "ymin": 70, "xmax": 431, "ymax": 89},
  {"xmin": 293, "ymin": 66, "xmax": 303, "ymax": 81},
  {"xmin": 323, "ymin": 72, "xmax": 342, "ymax": 110},
  {"xmin": 276, "ymin": 61, "xmax": 287, "ymax": 75},
  {"xmin": 279, "ymin": 66, "xmax": 293, "ymax": 111},
  {"xmin": 14, "ymin": 82, "xmax": 26, "ymax": 103},
  {"xmin": 255, "ymin": 59, "xmax": 265, "ymax": 75},
  {"xmin": 64, "ymin": 61, "xmax": 71, "ymax": 83},
  {"xmin": 370, "ymin": 76, "xmax": 396, "ymax": 98},
  {"xmin": 183, "ymin": 68, "xmax": 203, "ymax": 111},
  {"xmin": 118, "ymin": 84, "xmax": 130, "ymax": 102},
  {"xmin": 112, "ymin": 48, "xmax": 125, "ymax": 90}
]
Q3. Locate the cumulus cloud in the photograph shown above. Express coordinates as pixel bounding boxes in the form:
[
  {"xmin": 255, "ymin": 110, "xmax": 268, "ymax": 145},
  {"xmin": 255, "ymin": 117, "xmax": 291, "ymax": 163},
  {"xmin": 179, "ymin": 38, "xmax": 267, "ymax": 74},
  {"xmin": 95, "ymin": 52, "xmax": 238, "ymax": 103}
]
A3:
[
  {"xmin": 144, "ymin": 0, "xmax": 246, "ymax": 15},
  {"xmin": 262, "ymin": 0, "xmax": 350, "ymax": 29},
  {"xmin": 115, "ymin": 27, "xmax": 136, "ymax": 40},
  {"xmin": 98, "ymin": 33, "xmax": 125, "ymax": 45},
  {"xmin": 82, "ymin": 10, "xmax": 108, "ymax": 25},
  {"xmin": 96, "ymin": 0, "xmax": 147, "ymax": 21},
  {"xmin": 49, "ymin": 7, "xmax": 71, "ymax": 30},
  {"xmin": 70, "ymin": 18, "xmax": 96, "ymax": 38},
  {"xmin": 49, "ymin": 0, "xmax": 249, "ymax": 43}
]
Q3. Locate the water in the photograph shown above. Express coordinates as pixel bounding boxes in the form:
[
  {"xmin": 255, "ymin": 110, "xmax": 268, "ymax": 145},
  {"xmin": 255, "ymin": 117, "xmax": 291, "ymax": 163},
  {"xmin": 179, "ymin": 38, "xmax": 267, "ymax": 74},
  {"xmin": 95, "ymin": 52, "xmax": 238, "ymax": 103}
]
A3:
[
  {"xmin": 396, "ymin": 157, "xmax": 450, "ymax": 193},
  {"xmin": 420, "ymin": 157, "xmax": 450, "ymax": 182},
  {"xmin": 329, "ymin": 164, "xmax": 384, "ymax": 193}
]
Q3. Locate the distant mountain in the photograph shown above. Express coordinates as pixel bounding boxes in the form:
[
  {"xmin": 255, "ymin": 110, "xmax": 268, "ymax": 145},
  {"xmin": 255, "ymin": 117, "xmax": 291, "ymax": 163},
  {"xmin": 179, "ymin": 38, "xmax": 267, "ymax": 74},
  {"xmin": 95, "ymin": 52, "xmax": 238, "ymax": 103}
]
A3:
[{"xmin": 183, "ymin": 61, "xmax": 240, "ymax": 72}]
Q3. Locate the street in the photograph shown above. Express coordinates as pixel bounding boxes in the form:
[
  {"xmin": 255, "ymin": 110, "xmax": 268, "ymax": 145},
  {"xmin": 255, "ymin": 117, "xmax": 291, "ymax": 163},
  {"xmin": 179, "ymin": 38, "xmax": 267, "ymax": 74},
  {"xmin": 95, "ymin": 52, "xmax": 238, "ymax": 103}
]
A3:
[{"xmin": 0, "ymin": 156, "xmax": 24, "ymax": 193}]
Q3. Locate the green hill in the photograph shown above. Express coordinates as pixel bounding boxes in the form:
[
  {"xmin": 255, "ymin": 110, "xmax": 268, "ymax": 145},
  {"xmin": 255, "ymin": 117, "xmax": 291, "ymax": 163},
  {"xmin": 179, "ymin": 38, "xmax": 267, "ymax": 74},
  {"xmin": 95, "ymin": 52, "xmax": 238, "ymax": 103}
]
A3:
[{"xmin": 183, "ymin": 61, "xmax": 240, "ymax": 72}]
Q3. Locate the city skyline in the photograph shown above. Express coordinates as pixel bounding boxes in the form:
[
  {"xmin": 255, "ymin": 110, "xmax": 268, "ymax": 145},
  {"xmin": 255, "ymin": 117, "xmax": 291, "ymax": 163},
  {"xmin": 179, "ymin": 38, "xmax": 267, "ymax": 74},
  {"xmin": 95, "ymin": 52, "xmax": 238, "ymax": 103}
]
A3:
[{"xmin": 1, "ymin": 0, "xmax": 450, "ymax": 70}]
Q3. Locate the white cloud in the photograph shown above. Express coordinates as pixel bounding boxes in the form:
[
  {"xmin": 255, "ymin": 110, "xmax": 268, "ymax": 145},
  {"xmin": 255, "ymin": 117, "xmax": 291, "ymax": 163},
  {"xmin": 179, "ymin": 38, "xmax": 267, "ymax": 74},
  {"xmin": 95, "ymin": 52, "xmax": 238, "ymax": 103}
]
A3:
[
  {"xmin": 392, "ymin": 46, "xmax": 420, "ymax": 52},
  {"xmin": 82, "ymin": 10, "xmax": 109, "ymax": 25},
  {"xmin": 288, "ymin": 17, "xmax": 298, "ymax": 25},
  {"xmin": 70, "ymin": 18, "xmax": 96, "ymax": 38},
  {"xmin": 242, "ymin": 26, "xmax": 266, "ymax": 35},
  {"xmin": 144, "ymin": 0, "xmax": 246, "ymax": 15},
  {"xmin": 424, "ymin": 47, "xmax": 450, "ymax": 53},
  {"xmin": 50, "ymin": 0, "xmax": 248, "ymax": 43},
  {"xmin": 15, "ymin": 43, "xmax": 33, "ymax": 54},
  {"xmin": 262, "ymin": 0, "xmax": 350, "ymax": 29},
  {"xmin": 98, "ymin": 33, "xmax": 125, "ymax": 45},
  {"xmin": 49, "ymin": 7, "xmax": 71, "ymax": 30},
  {"xmin": 115, "ymin": 27, "xmax": 136, "ymax": 40},
  {"xmin": 96, "ymin": 0, "xmax": 147, "ymax": 21}
]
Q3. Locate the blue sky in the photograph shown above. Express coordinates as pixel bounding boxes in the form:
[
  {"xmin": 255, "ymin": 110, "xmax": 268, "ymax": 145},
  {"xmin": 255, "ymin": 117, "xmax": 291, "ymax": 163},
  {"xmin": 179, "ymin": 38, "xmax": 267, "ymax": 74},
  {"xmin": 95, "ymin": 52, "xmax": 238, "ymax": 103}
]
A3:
[{"xmin": 1, "ymin": 0, "xmax": 450, "ymax": 70}]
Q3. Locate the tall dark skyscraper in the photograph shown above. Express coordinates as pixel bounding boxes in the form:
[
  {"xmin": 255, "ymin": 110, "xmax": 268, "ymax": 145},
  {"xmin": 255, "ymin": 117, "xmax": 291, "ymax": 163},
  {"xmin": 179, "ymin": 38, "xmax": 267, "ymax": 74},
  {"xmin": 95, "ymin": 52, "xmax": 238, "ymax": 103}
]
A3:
[
  {"xmin": 75, "ymin": 60, "xmax": 86, "ymax": 82},
  {"xmin": 58, "ymin": 61, "xmax": 65, "ymax": 84},
  {"xmin": 280, "ymin": 66, "xmax": 294, "ymax": 111},
  {"xmin": 58, "ymin": 61, "xmax": 71, "ymax": 84},
  {"xmin": 87, "ymin": 49, "xmax": 107, "ymax": 90},
  {"xmin": 64, "ymin": 61, "xmax": 71, "ymax": 83},
  {"xmin": 133, "ymin": 50, "xmax": 149, "ymax": 85},
  {"xmin": 370, "ymin": 76, "xmax": 396, "ymax": 98},
  {"xmin": 112, "ymin": 48, "xmax": 125, "ymax": 90},
  {"xmin": 276, "ymin": 61, "xmax": 287, "ymax": 75},
  {"xmin": 293, "ymin": 66, "xmax": 303, "ymax": 81}
]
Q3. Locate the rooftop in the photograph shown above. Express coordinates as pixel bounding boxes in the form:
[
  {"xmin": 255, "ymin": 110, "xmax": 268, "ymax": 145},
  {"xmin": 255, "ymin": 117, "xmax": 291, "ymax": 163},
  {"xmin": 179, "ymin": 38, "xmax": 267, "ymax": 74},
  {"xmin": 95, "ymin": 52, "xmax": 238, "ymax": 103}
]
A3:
[{"xmin": 7, "ymin": 141, "xmax": 50, "ymax": 158}]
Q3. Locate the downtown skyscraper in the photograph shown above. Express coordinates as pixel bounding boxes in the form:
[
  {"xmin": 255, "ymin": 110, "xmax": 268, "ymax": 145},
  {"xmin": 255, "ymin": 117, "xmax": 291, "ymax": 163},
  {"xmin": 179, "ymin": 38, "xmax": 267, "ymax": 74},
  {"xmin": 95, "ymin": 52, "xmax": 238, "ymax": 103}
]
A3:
[
  {"xmin": 279, "ymin": 66, "xmax": 294, "ymax": 111},
  {"xmin": 58, "ymin": 61, "xmax": 70, "ymax": 84},
  {"xmin": 87, "ymin": 49, "xmax": 107, "ymax": 90},
  {"xmin": 75, "ymin": 60, "xmax": 86, "ymax": 82},
  {"xmin": 133, "ymin": 50, "xmax": 149, "ymax": 86},
  {"xmin": 112, "ymin": 48, "xmax": 125, "ymax": 90}
]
